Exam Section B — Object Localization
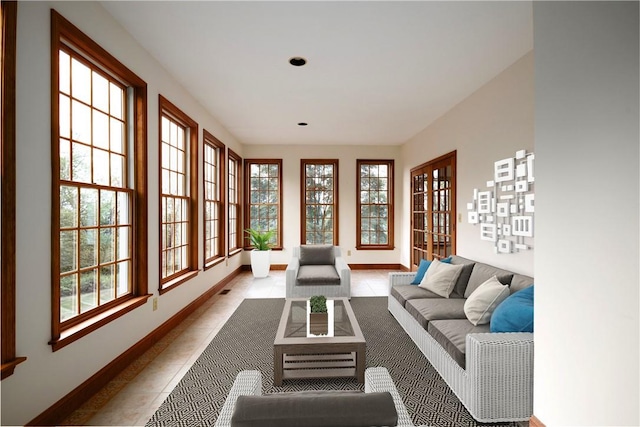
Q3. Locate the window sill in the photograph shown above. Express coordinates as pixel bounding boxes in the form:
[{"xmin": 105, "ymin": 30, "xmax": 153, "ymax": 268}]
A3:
[
  {"xmin": 228, "ymin": 248, "xmax": 242, "ymax": 258},
  {"xmin": 159, "ymin": 270, "xmax": 199, "ymax": 295},
  {"xmin": 1, "ymin": 356, "xmax": 27, "ymax": 380},
  {"xmin": 50, "ymin": 295, "xmax": 151, "ymax": 352},
  {"xmin": 204, "ymin": 257, "xmax": 225, "ymax": 271}
]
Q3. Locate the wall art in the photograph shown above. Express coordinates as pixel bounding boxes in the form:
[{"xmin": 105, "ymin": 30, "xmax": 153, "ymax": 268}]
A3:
[{"xmin": 466, "ymin": 149, "xmax": 534, "ymax": 254}]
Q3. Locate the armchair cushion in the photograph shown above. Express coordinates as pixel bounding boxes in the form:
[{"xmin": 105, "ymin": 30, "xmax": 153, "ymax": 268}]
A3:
[
  {"xmin": 296, "ymin": 265, "xmax": 341, "ymax": 286},
  {"xmin": 299, "ymin": 244, "xmax": 335, "ymax": 266},
  {"xmin": 230, "ymin": 390, "xmax": 398, "ymax": 427}
]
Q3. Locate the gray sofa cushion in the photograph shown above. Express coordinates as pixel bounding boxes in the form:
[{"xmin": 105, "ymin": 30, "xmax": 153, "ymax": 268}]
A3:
[
  {"xmin": 230, "ymin": 390, "xmax": 398, "ymax": 427},
  {"xmin": 510, "ymin": 274, "xmax": 534, "ymax": 293},
  {"xmin": 299, "ymin": 244, "xmax": 335, "ymax": 266},
  {"xmin": 427, "ymin": 319, "xmax": 490, "ymax": 369},
  {"xmin": 448, "ymin": 255, "xmax": 476, "ymax": 298},
  {"xmin": 405, "ymin": 298, "xmax": 467, "ymax": 329},
  {"xmin": 296, "ymin": 265, "xmax": 340, "ymax": 286},
  {"xmin": 390, "ymin": 284, "xmax": 446, "ymax": 307},
  {"xmin": 464, "ymin": 263, "xmax": 514, "ymax": 298}
]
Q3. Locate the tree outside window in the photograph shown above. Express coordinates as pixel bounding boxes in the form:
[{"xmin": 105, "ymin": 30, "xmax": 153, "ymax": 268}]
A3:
[
  {"xmin": 301, "ymin": 160, "xmax": 338, "ymax": 245},
  {"xmin": 244, "ymin": 159, "xmax": 282, "ymax": 249}
]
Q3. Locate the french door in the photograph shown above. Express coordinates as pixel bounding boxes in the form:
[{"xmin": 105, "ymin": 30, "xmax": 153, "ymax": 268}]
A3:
[{"xmin": 410, "ymin": 151, "xmax": 456, "ymax": 270}]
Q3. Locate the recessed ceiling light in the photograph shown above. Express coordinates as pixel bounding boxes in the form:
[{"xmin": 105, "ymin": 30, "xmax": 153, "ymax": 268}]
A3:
[
  {"xmin": 289, "ymin": 57, "xmax": 307, "ymax": 67},
  {"xmin": 297, "ymin": 122, "xmax": 308, "ymax": 126}
]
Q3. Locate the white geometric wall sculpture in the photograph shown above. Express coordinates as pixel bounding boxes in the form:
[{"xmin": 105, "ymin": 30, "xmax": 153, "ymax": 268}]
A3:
[{"xmin": 467, "ymin": 149, "xmax": 535, "ymax": 254}]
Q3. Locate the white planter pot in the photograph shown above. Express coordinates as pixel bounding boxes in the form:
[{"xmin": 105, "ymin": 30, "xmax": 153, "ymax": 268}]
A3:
[{"xmin": 250, "ymin": 249, "xmax": 271, "ymax": 278}]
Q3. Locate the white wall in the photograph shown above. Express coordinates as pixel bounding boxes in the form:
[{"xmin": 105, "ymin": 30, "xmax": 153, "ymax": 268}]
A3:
[
  {"xmin": 242, "ymin": 144, "xmax": 402, "ymax": 266},
  {"xmin": 400, "ymin": 52, "xmax": 535, "ymax": 275},
  {"xmin": 533, "ymin": 2, "xmax": 639, "ymax": 425},
  {"xmin": 3, "ymin": 2, "xmax": 245, "ymax": 425}
]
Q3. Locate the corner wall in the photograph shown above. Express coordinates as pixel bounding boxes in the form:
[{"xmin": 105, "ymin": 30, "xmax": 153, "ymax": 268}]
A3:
[
  {"xmin": 400, "ymin": 52, "xmax": 535, "ymax": 275},
  {"xmin": 533, "ymin": 2, "xmax": 639, "ymax": 425}
]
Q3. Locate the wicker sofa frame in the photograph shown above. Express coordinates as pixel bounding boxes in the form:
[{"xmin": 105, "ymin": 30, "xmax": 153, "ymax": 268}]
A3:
[
  {"xmin": 214, "ymin": 367, "xmax": 416, "ymax": 427},
  {"xmin": 388, "ymin": 271, "xmax": 534, "ymax": 423}
]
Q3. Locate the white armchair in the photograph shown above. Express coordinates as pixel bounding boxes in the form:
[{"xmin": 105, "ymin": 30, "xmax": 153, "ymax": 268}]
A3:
[{"xmin": 285, "ymin": 245, "xmax": 351, "ymax": 298}]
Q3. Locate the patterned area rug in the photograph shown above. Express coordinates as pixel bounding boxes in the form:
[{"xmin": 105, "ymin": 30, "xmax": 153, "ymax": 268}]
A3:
[{"xmin": 147, "ymin": 297, "xmax": 516, "ymax": 427}]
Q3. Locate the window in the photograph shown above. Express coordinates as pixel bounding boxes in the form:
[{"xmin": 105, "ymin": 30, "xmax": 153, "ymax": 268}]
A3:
[
  {"xmin": 411, "ymin": 151, "xmax": 456, "ymax": 268},
  {"xmin": 301, "ymin": 159, "xmax": 339, "ymax": 245},
  {"xmin": 159, "ymin": 96, "xmax": 198, "ymax": 291},
  {"xmin": 357, "ymin": 160, "xmax": 394, "ymax": 250},
  {"xmin": 228, "ymin": 149, "xmax": 242, "ymax": 254},
  {"xmin": 51, "ymin": 11, "xmax": 149, "ymax": 351},
  {"xmin": 203, "ymin": 130, "xmax": 225, "ymax": 268},
  {"xmin": 1, "ymin": 0, "xmax": 26, "ymax": 378},
  {"xmin": 244, "ymin": 159, "xmax": 282, "ymax": 249}
]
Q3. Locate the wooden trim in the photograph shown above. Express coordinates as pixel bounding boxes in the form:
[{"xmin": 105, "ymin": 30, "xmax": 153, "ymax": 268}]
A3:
[
  {"xmin": 158, "ymin": 95, "xmax": 199, "ymax": 290},
  {"xmin": 530, "ymin": 415, "xmax": 546, "ymax": 427},
  {"xmin": 243, "ymin": 158, "xmax": 283, "ymax": 250},
  {"xmin": 0, "ymin": 0, "xmax": 25, "ymax": 380},
  {"xmin": 240, "ymin": 263, "xmax": 287, "ymax": 272},
  {"xmin": 227, "ymin": 149, "xmax": 243, "ymax": 252},
  {"xmin": 28, "ymin": 267, "xmax": 244, "ymax": 426},
  {"xmin": 50, "ymin": 9, "xmax": 149, "ymax": 350},
  {"xmin": 347, "ymin": 263, "xmax": 403, "ymax": 270},
  {"xmin": 203, "ymin": 130, "xmax": 226, "ymax": 266},
  {"xmin": 355, "ymin": 159, "xmax": 394, "ymax": 250},
  {"xmin": 300, "ymin": 159, "xmax": 339, "ymax": 245}
]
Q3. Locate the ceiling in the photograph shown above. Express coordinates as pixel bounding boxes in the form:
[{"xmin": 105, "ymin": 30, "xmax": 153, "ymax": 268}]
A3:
[{"xmin": 100, "ymin": 1, "xmax": 533, "ymax": 146}]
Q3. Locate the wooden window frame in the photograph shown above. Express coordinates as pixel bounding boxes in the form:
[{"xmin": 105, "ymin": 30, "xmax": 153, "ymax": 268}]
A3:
[
  {"xmin": 1, "ymin": 0, "xmax": 26, "ymax": 378},
  {"xmin": 158, "ymin": 95, "xmax": 199, "ymax": 293},
  {"xmin": 243, "ymin": 159, "xmax": 283, "ymax": 250},
  {"xmin": 203, "ymin": 130, "xmax": 225, "ymax": 269},
  {"xmin": 300, "ymin": 159, "xmax": 339, "ymax": 245},
  {"xmin": 356, "ymin": 159, "xmax": 394, "ymax": 250},
  {"xmin": 410, "ymin": 151, "xmax": 457, "ymax": 270},
  {"xmin": 227, "ymin": 149, "xmax": 242, "ymax": 256},
  {"xmin": 50, "ymin": 10, "xmax": 150, "ymax": 351}
]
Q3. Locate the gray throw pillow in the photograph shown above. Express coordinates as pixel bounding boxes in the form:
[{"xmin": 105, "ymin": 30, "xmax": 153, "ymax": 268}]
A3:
[
  {"xmin": 299, "ymin": 245, "xmax": 335, "ymax": 266},
  {"xmin": 230, "ymin": 391, "xmax": 398, "ymax": 427}
]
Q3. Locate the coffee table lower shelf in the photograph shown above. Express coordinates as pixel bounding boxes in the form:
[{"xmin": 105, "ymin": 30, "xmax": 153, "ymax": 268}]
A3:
[
  {"xmin": 274, "ymin": 345, "xmax": 365, "ymax": 386},
  {"xmin": 280, "ymin": 352, "xmax": 358, "ymax": 382}
]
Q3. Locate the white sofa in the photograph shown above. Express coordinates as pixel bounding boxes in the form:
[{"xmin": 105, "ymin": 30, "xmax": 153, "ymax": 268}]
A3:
[{"xmin": 388, "ymin": 255, "xmax": 534, "ymax": 422}]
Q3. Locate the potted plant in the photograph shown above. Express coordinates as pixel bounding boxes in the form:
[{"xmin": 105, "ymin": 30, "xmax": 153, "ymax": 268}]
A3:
[
  {"xmin": 309, "ymin": 295, "xmax": 328, "ymax": 335},
  {"xmin": 245, "ymin": 228, "xmax": 275, "ymax": 278}
]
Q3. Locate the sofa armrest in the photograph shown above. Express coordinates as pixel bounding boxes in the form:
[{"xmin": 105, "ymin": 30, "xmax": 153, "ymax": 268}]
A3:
[
  {"xmin": 388, "ymin": 272, "xmax": 416, "ymax": 291},
  {"xmin": 285, "ymin": 256, "xmax": 300, "ymax": 293},
  {"xmin": 465, "ymin": 333, "xmax": 534, "ymax": 422},
  {"xmin": 365, "ymin": 367, "xmax": 415, "ymax": 427},
  {"xmin": 335, "ymin": 255, "xmax": 351, "ymax": 294},
  {"xmin": 214, "ymin": 370, "xmax": 262, "ymax": 427}
]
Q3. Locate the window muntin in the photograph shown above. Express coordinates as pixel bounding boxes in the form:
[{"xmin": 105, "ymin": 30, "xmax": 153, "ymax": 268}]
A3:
[
  {"xmin": 244, "ymin": 159, "xmax": 282, "ymax": 249},
  {"xmin": 357, "ymin": 160, "xmax": 394, "ymax": 250},
  {"xmin": 51, "ymin": 10, "xmax": 149, "ymax": 350},
  {"xmin": 57, "ymin": 48, "xmax": 133, "ymax": 323},
  {"xmin": 228, "ymin": 150, "xmax": 242, "ymax": 254},
  {"xmin": 159, "ymin": 96, "xmax": 198, "ymax": 289},
  {"xmin": 301, "ymin": 160, "xmax": 339, "ymax": 245},
  {"xmin": 203, "ymin": 131, "xmax": 225, "ymax": 266}
]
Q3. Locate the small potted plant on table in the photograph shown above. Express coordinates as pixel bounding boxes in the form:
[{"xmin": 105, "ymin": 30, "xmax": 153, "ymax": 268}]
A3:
[{"xmin": 309, "ymin": 295, "xmax": 328, "ymax": 335}]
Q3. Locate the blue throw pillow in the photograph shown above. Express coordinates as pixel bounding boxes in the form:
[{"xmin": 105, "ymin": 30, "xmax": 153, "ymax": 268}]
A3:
[
  {"xmin": 490, "ymin": 285, "xmax": 534, "ymax": 332},
  {"xmin": 410, "ymin": 257, "xmax": 451, "ymax": 285}
]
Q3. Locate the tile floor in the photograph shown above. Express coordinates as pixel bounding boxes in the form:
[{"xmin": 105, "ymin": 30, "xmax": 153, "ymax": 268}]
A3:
[{"xmin": 63, "ymin": 269, "xmax": 395, "ymax": 426}]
